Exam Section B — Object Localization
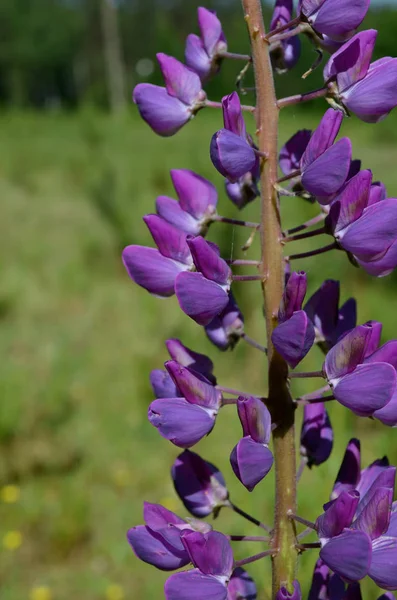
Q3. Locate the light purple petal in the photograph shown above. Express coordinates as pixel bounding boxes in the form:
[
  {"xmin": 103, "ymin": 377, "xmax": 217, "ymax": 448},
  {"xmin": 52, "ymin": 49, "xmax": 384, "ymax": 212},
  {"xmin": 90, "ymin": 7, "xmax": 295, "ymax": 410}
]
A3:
[
  {"xmin": 150, "ymin": 369, "xmax": 181, "ymax": 398},
  {"xmin": 302, "ymin": 138, "xmax": 352, "ymax": 200},
  {"xmin": 319, "ymin": 529, "xmax": 372, "ymax": 581},
  {"xmin": 133, "ymin": 84, "xmax": 191, "ymax": 137},
  {"xmin": 198, "ymin": 7, "xmax": 224, "ymax": 56},
  {"xmin": 222, "ymin": 92, "xmax": 246, "ymax": 138},
  {"xmin": 148, "ymin": 398, "xmax": 215, "ymax": 448},
  {"xmin": 127, "ymin": 525, "xmax": 189, "ymax": 571},
  {"xmin": 205, "ymin": 293, "xmax": 245, "ymax": 351},
  {"xmin": 272, "ymin": 310, "xmax": 315, "ymax": 368},
  {"xmin": 122, "ymin": 245, "xmax": 186, "ymax": 297},
  {"xmin": 340, "ymin": 199, "xmax": 397, "ymax": 260},
  {"xmin": 333, "ymin": 362, "xmax": 396, "ymax": 416},
  {"xmin": 227, "ymin": 567, "xmax": 257, "ymax": 600},
  {"xmin": 357, "ymin": 238, "xmax": 397, "ymax": 277},
  {"xmin": 311, "ymin": 0, "xmax": 370, "ymax": 41},
  {"xmin": 237, "ymin": 396, "xmax": 271, "ymax": 444},
  {"xmin": 144, "ymin": 215, "xmax": 192, "ymax": 264},
  {"xmin": 185, "ymin": 34, "xmax": 212, "ymax": 81},
  {"xmin": 276, "ymin": 580, "xmax": 301, "ymax": 600},
  {"xmin": 165, "ymin": 360, "xmax": 221, "ymax": 410},
  {"xmin": 374, "ymin": 392, "xmax": 397, "ymax": 427},
  {"xmin": 175, "ymin": 271, "xmax": 229, "ymax": 326},
  {"xmin": 343, "ymin": 58, "xmax": 397, "ymax": 123},
  {"xmin": 187, "ymin": 236, "xmax": 231, "ymax": 285},
  {"xmin": 165, "ymin": 569, "xmax": 228, "ymax": 600},
  {"xmin": 369, "ymin": 536, "xmax": 397, "ymax": 591},
  {"xmin": 181, "ymin": 530, "xmax": 234, "ymax": 577},
  {"xmin": 230, "ymin": 436, "xmax": 274, "ymax": 492},
  {"xmin": 157, "ymin": 53, "xmax": 202, "ymax": 106},
  {"xmin": 330, "ymin": 170, "xmax": 372, "ymax": 235},
  {"xmin": 210, "ymin": 129, "xmax": 256, "ymax": 183},
  {"xmin": 143, "ymin": 502, "xmax": 186, "ymax": 531},
  {"xmin": 365, "ymin": 340, "xmax": 397, "ymax": 369},
  {"xmin": 279, "ymin": 271, "xmax": 308, "ymax": 322},
  {"xmin": 368, "ymin": 181, "xmax": 387, "ymax": 206},
  {"xmin": 301, "ymin": 109, "xmax": 344, "ymax": 170},
  {"xmin": 171, "ymin": 169, "xmax": 218, "ymax": 219},
  {"xmin": 156, "ymin": 196, "xmax": 201, "ymax": 235},
  {"xmin": 324, "ymin": 324, "xmax": 373, "ymax": 380}
]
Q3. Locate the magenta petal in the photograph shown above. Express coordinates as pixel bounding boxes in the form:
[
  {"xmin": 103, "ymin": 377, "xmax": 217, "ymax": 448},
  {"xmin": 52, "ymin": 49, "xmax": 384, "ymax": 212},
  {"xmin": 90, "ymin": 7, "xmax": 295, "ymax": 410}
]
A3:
[
  {"xmin": 185, "ymin": 34, "xmax": 211, "ymax": 81},
  {"xmin": 369, "ymin": 536, "xmax": 397, "ymax": 591},
  {"xmin": 276, "ymin": 580, "xmax": 301, "ymax": 600},
  {"xmin": 133, "ymin": 84, "xmax": 191, "ymax": 137},
  {"xmin": 171, "ymin": 169, "xmax": 218, "ymax": 219},
  {"xmin": 127, "ymin": 525, "xmax": 189, "ymax": 571},
  {"xmin": 175, "ymin": 271, "xmax": 229, "ymax": 326},
  {"xmin": 311, "ymin": 0, "xmax": 370, "ymax": 40},
  {"xmin": 230, "ymin": 436, "xmax": 274, "ymax": 492},
  {"xmin": 181, "ymin": 530, "xmax": 234, "ymax": 577},
  {"xmin": 198, "ymin": 7, "xmax": 224, "ymax": 56},
  {"xmin": 148, "ymin": 398, "xmax": 215, "ymax": 448},
  {"xmin": 353, "ymin": 487, "xmax": 392, "ymax": 540},
  {"xmin": 166, "ymin": 339, "xmax": 214, "ymax": 381},
  {"xmin": 324, "ymin": 30, "xmax": 377, "ymax": 91},
  {"xmin": 165, "ymin": 569, "xmax": 228, "ymax": 600},
  {"xmin": 165, "ymin": 360, "xmax": 221, "ymax": 410},
  {"xmin": 302, "ymin": 138, "xmax": 352, "ymax": 200},
  {"xmin": 144, "ymin": 502, "xmax": 186, "ymax": 531},
  {"xmin": 368, "ymin": 181, "xmax": 387, "ymax": 206},
  {"xmin": 319, "ymin": 530, "xmax": 372, "ymax": 581},
  {"xmin": 144, "ymin": 214, "xmax": 192, "ymax": 264},
  {"xmin": 210, "ymin": 129, "xmax": 256, "ymax": 182},
  {"xmin": 122, "ymin": 245, "xmax": 185, "ymax": 297},
  {"xmin": 187, "ymin": 236, "xmax": 231, "ymax": 285},
  {"xmin": 157, "ymin": 53, "xmax": 202, "ymax": 106},
  {"xmin": 301, "ymin": 109, "xmax": 343, "ymax": 170},
  {"xmin": 333, "ymin": 362, "xmax": 396, "ymax": 416},
  {"xmin": 156, "ymin": 196, "xmax": 200, "ymax": 235},
  {"xmin": 272, "ymin": 310, "xmax": 315, "ymax": 368}
]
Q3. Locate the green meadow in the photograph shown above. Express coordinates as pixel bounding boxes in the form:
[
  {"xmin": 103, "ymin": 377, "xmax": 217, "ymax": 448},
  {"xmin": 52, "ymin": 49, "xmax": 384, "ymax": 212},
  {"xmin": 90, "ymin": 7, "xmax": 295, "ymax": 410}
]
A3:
[{"xmin": 1, "ymin": 108, "xmax": 397, "ymax": 600}]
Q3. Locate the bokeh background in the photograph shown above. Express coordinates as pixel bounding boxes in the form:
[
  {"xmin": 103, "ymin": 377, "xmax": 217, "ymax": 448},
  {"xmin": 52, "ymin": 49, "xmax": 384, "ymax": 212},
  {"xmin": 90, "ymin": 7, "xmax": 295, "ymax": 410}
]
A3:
[{"xmin": 1, "ymin": 1, "xmax": 397, "ymax": 599}]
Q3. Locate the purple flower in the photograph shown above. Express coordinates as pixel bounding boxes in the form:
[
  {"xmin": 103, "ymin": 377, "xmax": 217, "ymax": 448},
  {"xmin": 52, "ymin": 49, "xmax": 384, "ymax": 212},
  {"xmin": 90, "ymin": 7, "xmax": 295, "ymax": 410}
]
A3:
[
  {"xmin": 317, "ymin": 447, "xmax": 397, "ymax": 588},
  {"xmin": 324, "ymin": 30, "xmax": 397, "ymax": 123},
  {"xmin": 227, "ymin": 567, "xmax": 257, "ymax": 600},
  {"xmin": 365, "ymin": 340, "xmax": 397, "ymax": 427},
  {"xmin": 308, "ymin": 559, "xmax": 345, "ymax": 600},
  {"xmin": 304, "ymin": 279, "xmax": 356, "ymax": 352},
  {"xmin": 165, "ymin": 530, "xmax": 234, "ymax": 600},
  {"xmin": 150, "ymin": 338, "xmax": 216, "ymax": 399},
  {"xmin": 171, "ymin": 450, "xmax": 229, "ymax": 518},
  {"xmin": 279, "ymin": 129, "xmax": 311, "ymax": 176},
  {"xmin": 230, "ymin": 396, "xmax": 273, "ymax": 491},
  {"xmin": 185, "ymin": 7, "xmax": 227, "ymax": 82},
  {"xmin": 324, "ymin": 322, "xmax": 397, "ymax": 416},
  {"xmin": 210, "ymin": 93, "xmax": 257, "ymax": 182},
  {"xmin": 272, "ymin": 271, "xmax": 315, "ymax": 368},
  {"xmin": 148, "ymin": 360, "xmax": 222, "ymax": 448},
  {"xmin": 270, "ymin": 1, "xmax": 301, "ymax": 73},
  {"xmin": 156, "ymin": 169, "xmax": 218, "ymax": 236},
  {"xmin": 175, "ymin": 236, "xmax": 232, "ymax": 325},
  {"xmin": 300, "ymin": 109, "xmax": 352, "ymax": 203},
  {"xmin": 326, "ymin": 170, "xmax": 397, "ymax": 277},
  {"xmin": 225, "ymin": 169, "xmax": 260, "ymax": 210},
  {"xmin": 122, "ymin": 215, "xmax": 193, "ymax": 297},
  {"xmin": 276, "ymin": 580, "xmax": 301, "ymax": 600},
  {"xmin": 205, "ymin": 292, "xmax": 245, "ymax": 351},
  {"xmin": 127, "ymin": 502, "xmax": 211, "ymax": 571},
  {"xmin": 133, "ymin": 53, "xmax": 206, "ymax": 136},
  {"xmin": 300, "ymin": 0, "xmax": 370, "ymax": 42},
  {"xmin": 300, "ymin": 402, "xmax": 333, "ymax": 467}
]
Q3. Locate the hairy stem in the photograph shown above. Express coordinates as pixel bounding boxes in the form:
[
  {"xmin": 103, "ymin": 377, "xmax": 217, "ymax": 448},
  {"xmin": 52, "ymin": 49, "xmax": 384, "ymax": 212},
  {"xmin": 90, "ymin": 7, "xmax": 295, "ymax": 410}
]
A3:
[
  {"xmin": 242, "ymin": 0, "xmax": 297, "ymax": 596},
  {"xmin": 278, "ymin": 87, "xmax": 328, "ymax": 109}
]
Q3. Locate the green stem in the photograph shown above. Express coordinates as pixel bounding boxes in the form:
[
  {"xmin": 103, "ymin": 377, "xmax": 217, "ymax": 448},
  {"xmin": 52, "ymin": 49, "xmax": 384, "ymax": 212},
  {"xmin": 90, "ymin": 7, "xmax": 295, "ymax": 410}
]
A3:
[{"xmin": 241, "ymin": 0, "xmax": 298, "ymax": 596}]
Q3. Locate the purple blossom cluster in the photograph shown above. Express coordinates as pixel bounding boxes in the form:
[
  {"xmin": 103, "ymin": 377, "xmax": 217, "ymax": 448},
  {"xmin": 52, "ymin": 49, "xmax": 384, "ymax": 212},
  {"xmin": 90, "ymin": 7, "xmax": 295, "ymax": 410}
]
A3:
[{"xmin": 125, "ymin": 0, "xmax": 397, "ymax": 598}]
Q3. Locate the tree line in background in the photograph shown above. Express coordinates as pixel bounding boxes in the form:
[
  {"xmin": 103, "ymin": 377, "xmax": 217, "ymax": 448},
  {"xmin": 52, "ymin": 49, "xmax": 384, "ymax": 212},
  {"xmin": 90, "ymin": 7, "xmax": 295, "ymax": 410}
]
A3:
[{"xmin": 0, "ymin": 0, "xmax": 395, "ymax": 111}]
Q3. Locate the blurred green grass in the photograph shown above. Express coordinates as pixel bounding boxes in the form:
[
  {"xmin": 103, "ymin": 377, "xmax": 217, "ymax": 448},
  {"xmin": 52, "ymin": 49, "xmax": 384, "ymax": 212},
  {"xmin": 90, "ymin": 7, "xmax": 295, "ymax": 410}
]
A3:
[{"xmin": 1, "ymin": 108, "xmax": 397, "ymax": 599}]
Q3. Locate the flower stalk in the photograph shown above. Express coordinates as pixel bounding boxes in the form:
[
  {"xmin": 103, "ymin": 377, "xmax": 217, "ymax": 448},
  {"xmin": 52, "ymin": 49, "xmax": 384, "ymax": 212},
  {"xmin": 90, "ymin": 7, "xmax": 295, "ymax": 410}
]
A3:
[{"xmin": 242, "ymin": 0, "xmax": 297, "ymax": 594}]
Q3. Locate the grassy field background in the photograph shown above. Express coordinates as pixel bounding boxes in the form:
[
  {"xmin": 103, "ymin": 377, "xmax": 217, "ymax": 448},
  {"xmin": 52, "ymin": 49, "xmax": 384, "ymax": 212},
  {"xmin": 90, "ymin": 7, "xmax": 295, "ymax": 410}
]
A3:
[{"xmin": 1, "ymin": 107, "xmax": 397, "ymax": 600}]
